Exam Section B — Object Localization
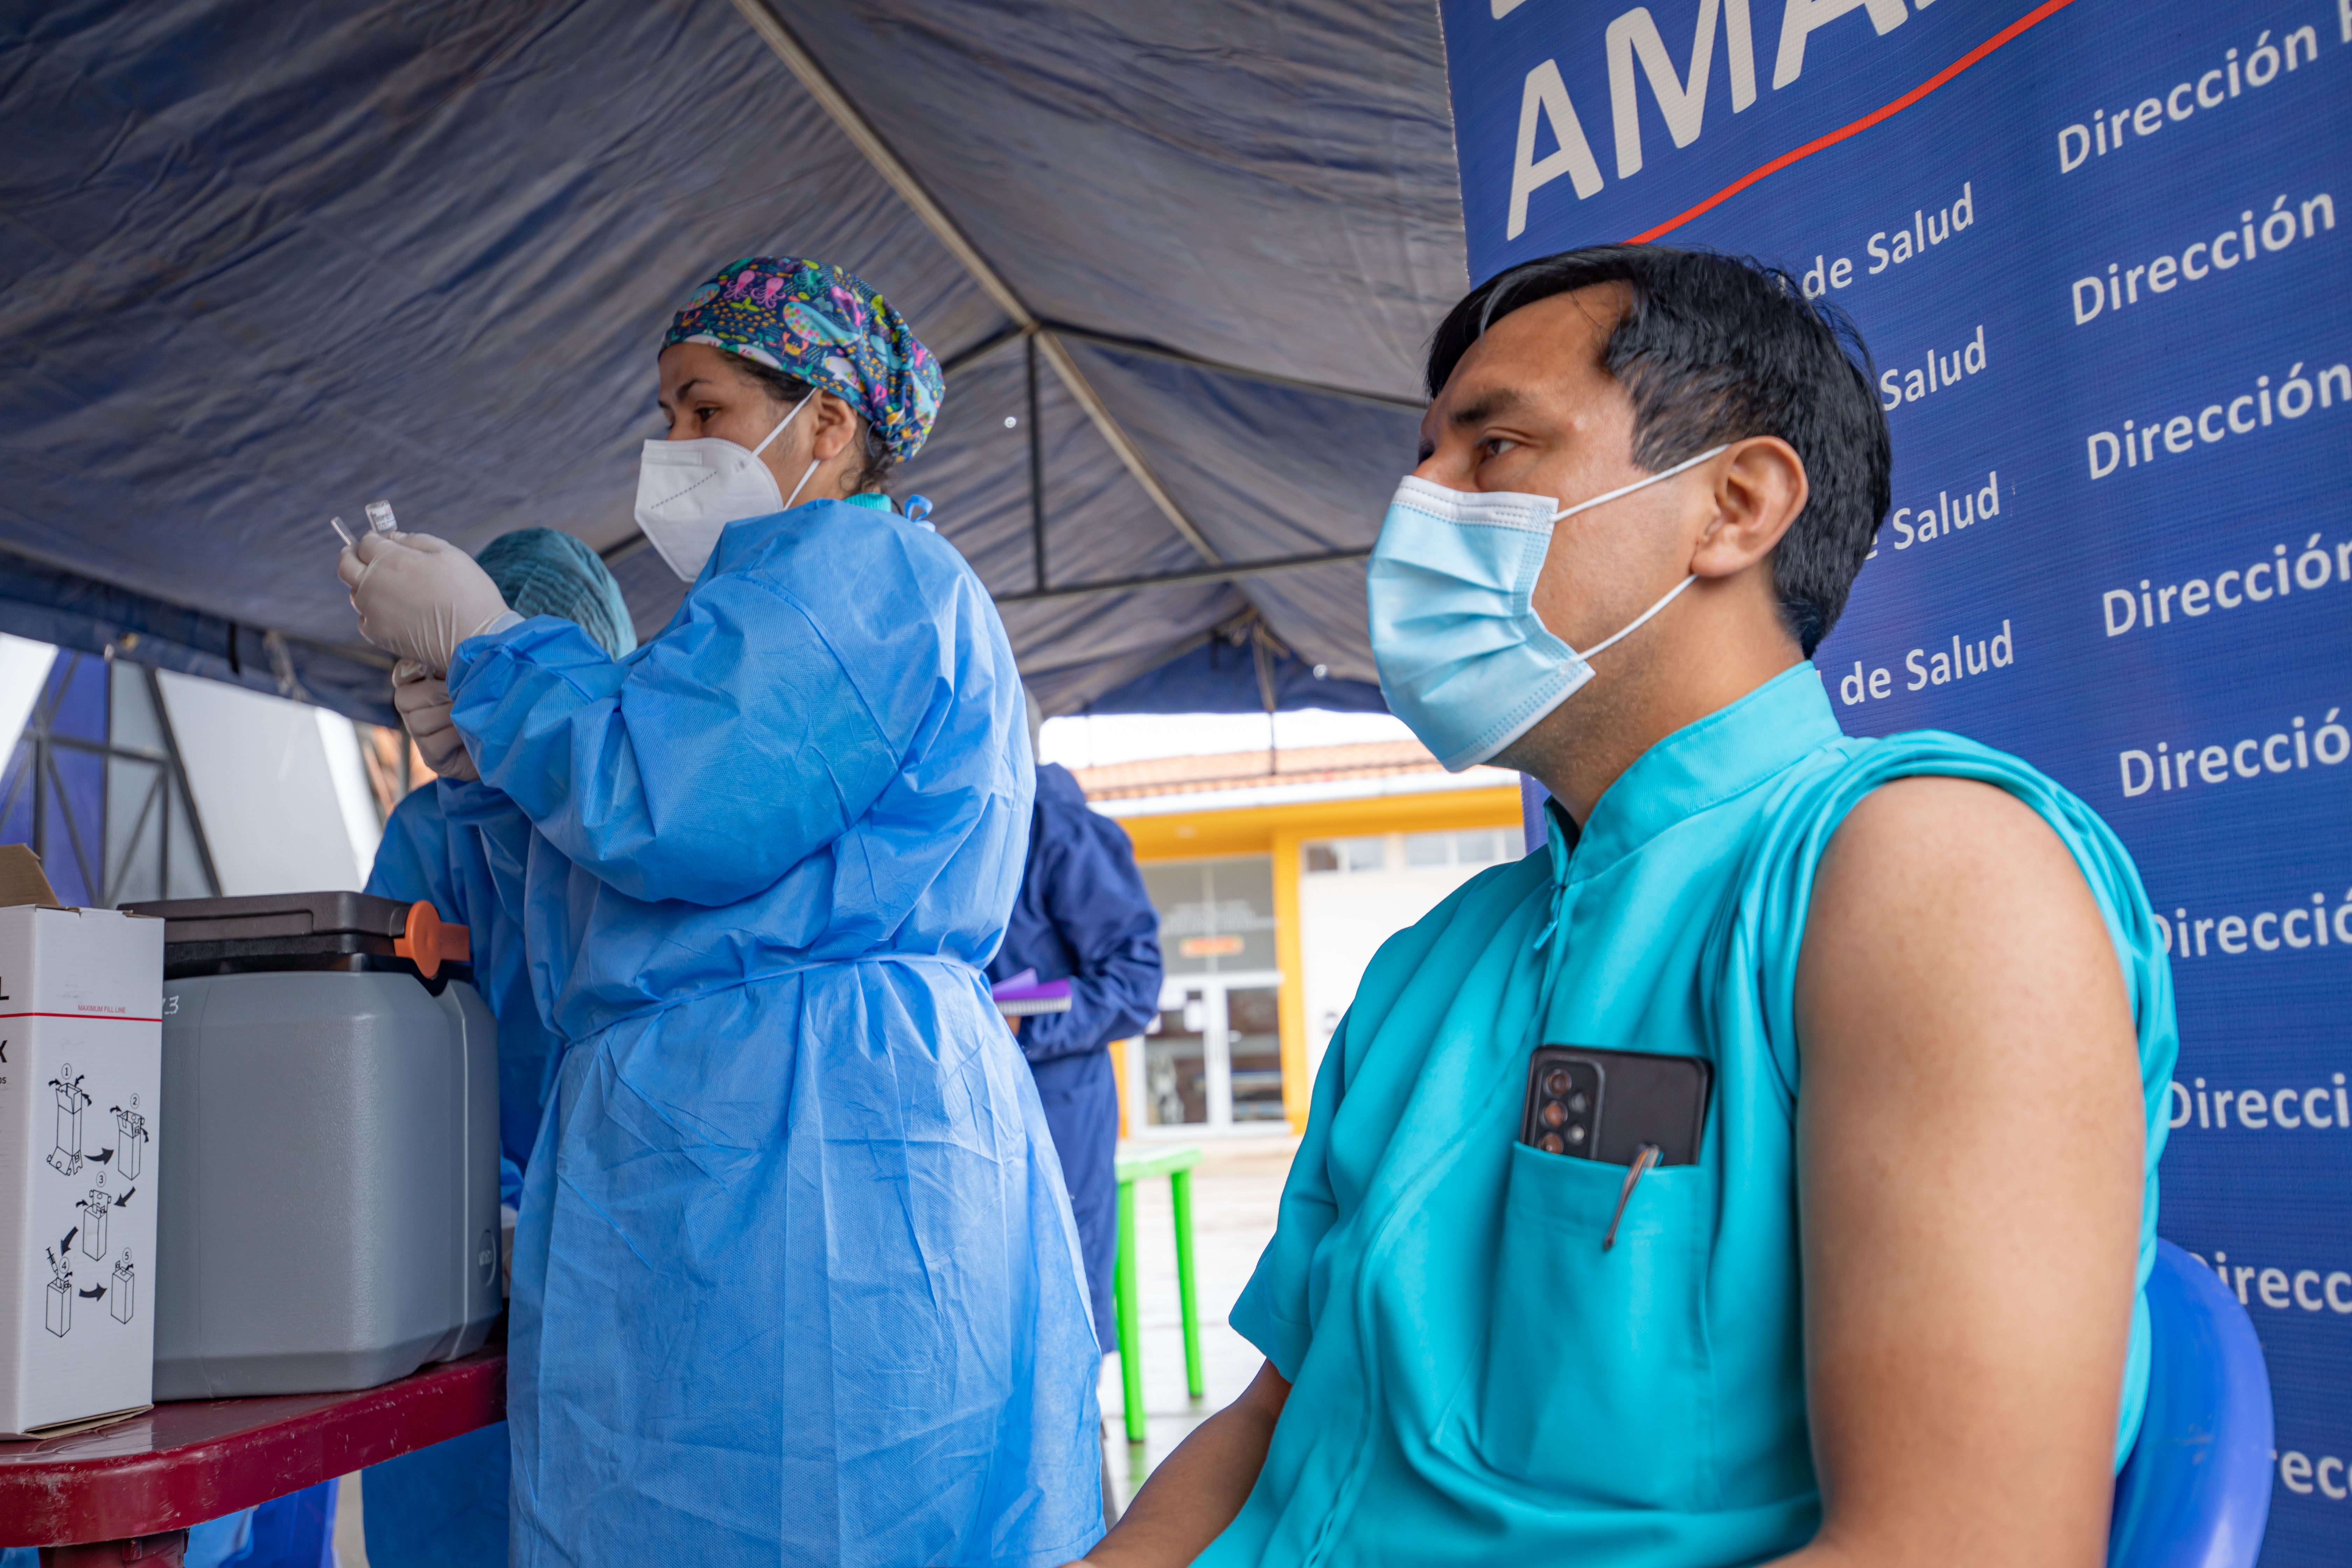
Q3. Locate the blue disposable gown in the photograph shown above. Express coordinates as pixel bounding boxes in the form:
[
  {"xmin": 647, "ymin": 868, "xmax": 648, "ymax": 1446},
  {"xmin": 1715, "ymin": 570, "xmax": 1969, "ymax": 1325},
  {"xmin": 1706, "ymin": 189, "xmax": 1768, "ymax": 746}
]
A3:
[
  {"xmin": 368, "ymin": 778, "xmax": 557, "ymax": 1199},
  {"xmin": 445, "ymin": 498, "xmax": 1102, "ymax": 1568},
  {"xmin": 986, "ymin": 762, "xmax": 1164, "ymax": 1348},
  {"xmin": 1205, "ymin": 667, "xmax": 2175, "ymax": 1567}
]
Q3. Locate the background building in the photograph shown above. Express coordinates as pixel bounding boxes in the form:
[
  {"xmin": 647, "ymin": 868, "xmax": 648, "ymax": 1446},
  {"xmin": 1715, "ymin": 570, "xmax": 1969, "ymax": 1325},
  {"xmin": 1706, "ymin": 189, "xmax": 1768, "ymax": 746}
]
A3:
[{"xmin": 1066, "ymin": 728, "xmax": 1523, "ymax": 1136}]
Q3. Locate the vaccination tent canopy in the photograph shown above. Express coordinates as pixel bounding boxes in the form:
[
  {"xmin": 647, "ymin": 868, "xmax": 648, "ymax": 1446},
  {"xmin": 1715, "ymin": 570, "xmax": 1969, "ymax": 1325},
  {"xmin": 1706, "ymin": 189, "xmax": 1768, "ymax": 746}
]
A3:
[{"xmin": 0, "ymin": 0, "xmax": 1471, "ymax": 723}]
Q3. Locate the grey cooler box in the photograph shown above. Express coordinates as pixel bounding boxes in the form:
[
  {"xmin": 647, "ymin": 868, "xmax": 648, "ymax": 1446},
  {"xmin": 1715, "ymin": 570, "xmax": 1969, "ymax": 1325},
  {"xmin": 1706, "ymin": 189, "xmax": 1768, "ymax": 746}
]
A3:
[{"xmin": 126, "ymin": 891, "xmax": 501, "ymax": 1399}]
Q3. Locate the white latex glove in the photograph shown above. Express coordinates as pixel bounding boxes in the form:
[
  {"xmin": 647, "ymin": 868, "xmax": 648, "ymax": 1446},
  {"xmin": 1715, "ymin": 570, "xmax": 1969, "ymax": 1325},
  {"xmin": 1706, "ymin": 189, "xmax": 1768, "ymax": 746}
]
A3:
[
  {"xmin": 338, "ymin": 531, "xmax": 512, "ymax": 677},
  {"xmin": 392, "ymin": 658, "xmax": 480, "ymax": 783}
]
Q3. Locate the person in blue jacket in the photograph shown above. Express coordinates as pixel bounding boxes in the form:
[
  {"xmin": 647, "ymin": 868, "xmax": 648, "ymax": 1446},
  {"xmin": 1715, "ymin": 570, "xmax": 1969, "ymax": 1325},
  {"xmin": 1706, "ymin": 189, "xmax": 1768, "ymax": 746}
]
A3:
[
  {"xmin": 989, "ymin": 694, "xmax": 1164, "ymax": 1353},
  {"xmin": 358, "ymin": 526, "xmax": 637, "ymax": 1568},
  {"xmin": 337, "ymin": 257, "xmax": 1101, "ymax": 1568}
]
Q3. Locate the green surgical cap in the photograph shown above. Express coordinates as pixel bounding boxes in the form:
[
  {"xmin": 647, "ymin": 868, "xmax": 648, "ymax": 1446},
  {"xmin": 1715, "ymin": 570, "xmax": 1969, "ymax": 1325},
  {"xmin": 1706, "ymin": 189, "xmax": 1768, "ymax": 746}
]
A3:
[{"xmin": 474, "ymin": 529, "xmax": 638, "ymax": 659}]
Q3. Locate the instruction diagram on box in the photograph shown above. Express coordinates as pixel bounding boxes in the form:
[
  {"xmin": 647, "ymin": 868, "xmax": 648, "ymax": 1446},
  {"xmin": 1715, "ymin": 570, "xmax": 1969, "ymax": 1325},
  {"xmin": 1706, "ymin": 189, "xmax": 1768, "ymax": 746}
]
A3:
[
  {"xmin": 40, "ymin": 1229, "xmax": 129, "ymax": 1338},
  {"xmin": 45, "ymin": 1247, "xmax": 70, "ymax": 1337},
  {"xmin": 112, "ymin": 1098, "xmax": 148, "ymax": 1181},
  {"xmin": 33, "ymin": 1064, "xmax": 146, "ymax": 1340},
  {"xmin": 78, "ymin": 1190, "xmax": 108, "ymax": 1259},
  {"xmin": 47, "ymin": 1063, "xmax": 89, "ymax": 1176}
]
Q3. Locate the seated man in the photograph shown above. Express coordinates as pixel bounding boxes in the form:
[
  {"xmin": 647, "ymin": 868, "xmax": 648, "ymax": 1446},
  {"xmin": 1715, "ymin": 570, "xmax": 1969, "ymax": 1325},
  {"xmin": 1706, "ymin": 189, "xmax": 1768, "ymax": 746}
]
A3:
[{"xmin": 1082, "ymin": 248, "xmax": 2172, "ymax": 1567}]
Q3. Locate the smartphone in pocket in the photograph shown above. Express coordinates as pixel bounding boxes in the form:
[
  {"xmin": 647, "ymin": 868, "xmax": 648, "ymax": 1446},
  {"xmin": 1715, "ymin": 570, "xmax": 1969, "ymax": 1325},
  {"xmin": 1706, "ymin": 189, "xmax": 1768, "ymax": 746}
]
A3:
[{"xmin": 1519, "ymin": 1045, "xmax": 1712, "ymax": 1166}]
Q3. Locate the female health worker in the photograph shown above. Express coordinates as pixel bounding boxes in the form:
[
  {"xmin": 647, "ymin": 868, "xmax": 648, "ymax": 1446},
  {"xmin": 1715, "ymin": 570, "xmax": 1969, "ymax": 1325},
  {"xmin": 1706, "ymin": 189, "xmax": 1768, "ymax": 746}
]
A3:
[{"xmin": 337, "ymin": 258, "xmax": 1102, "ymax": 1568}]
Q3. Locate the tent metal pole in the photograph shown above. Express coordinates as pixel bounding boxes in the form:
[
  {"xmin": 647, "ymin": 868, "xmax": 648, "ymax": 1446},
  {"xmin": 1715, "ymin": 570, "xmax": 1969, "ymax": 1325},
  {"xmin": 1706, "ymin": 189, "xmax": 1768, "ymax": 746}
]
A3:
[
  {"xmin": 729, "ymin": 0, "xmax": 1222, "ymax": 566},
  {"xmin": 937, "ymin": 320, "xmax": 1032, "ymax": 377},
  {"xmin": 1026, "ymin": 338, "xmax": 1046, "ymax": 592},
  {"xmin": 1044, "ymin": 325, "xmax": 1427, "ymax": 413},
  {"xmin": 1030, "ymin": 333, "xmax": 1219, "ymax": 562},
  {"xmin": 992, "ymin": 548, "xmax": 1370, "ymax": 606},
  {"xmin": 940, "ymin": 320, "xmax": 1423, "ymax": 414}
]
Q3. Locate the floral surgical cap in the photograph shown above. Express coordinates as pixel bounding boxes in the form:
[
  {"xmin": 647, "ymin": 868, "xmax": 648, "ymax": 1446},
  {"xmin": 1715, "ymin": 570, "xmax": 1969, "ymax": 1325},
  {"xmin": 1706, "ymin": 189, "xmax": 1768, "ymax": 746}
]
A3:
[{"xmin": 662, "ymin": 257, "xmax": 943, "ymax": 462}]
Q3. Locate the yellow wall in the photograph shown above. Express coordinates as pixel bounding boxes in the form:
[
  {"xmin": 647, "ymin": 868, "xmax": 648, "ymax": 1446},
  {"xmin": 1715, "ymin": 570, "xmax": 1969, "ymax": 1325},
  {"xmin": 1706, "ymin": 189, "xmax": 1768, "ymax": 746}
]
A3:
[{"xmin": 1121, "ymin": 784, "xmax": 1523, "ymax": 1131}]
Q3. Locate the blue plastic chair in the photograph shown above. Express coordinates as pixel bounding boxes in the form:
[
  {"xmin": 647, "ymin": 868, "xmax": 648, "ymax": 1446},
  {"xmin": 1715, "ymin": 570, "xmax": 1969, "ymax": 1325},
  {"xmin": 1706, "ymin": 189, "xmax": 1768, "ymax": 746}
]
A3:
[{"xmin": 2107, "ymin": 1239, "xmax": 2274, "ymax": 1568}]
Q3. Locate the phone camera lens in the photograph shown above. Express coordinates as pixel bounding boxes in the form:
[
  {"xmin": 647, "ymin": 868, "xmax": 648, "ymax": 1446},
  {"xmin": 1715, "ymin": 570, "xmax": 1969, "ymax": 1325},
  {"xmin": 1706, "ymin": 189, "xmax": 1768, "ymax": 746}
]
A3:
[
  {"xmin": 1540, "ymin": 1101, "xmax": 1567, "ymax": 1129},
  {"xmin": 1568, "ymin": 1092, "xmax": 1588, "ymax": 1114},
  {"xmin": 1543, "ymin": 1068, "xmax": 1572, "ymax": 1097},
  {"xmin": 1538, "ymin": 1132, "xmax": 1565, "ymax": 1154},
  {"xmin": 1566, "ymin": 1124, "xmax": 1587, "ymax": 1145}
]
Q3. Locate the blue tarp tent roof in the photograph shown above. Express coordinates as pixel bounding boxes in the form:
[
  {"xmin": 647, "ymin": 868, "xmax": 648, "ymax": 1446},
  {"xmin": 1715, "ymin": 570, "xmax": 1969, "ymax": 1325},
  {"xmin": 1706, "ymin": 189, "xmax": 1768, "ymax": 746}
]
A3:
[{"xmin": 0, "ymin": 0, "xmax": 1467, "ymax": 724}]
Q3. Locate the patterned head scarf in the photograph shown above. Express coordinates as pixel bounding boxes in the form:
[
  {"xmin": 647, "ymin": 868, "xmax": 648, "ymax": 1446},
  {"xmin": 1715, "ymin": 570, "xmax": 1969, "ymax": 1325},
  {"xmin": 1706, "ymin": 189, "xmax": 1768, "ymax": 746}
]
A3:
[{"xmin": 662, "ymin": 257, "xmax": 943, "ymax": 462}]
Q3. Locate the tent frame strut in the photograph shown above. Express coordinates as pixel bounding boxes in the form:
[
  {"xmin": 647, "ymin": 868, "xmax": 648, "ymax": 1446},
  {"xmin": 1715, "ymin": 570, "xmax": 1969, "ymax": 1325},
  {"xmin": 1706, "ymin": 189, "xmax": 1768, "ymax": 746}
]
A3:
[
  {"xmin": 992, "ymin": 547, "xmax": 1370, "ymax": 606},
  {"xmin": 729, "ymin": 0, "xmax": 1223, "ymax": 566},
  {"xmin": 942, "ymin": 321, "xmax": 1424, "ymax": 414},
  {"xmin": 1026, "ymin": 336, "xmax": 1046, "ymax": 592}
]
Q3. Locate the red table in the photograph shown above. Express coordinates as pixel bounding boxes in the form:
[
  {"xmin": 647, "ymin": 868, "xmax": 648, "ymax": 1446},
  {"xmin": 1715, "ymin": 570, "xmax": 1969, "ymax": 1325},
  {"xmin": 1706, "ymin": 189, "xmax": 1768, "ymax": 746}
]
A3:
[{"xmin": 0, "ymin": 1350, "xmax": 504, "ymax": 1567}]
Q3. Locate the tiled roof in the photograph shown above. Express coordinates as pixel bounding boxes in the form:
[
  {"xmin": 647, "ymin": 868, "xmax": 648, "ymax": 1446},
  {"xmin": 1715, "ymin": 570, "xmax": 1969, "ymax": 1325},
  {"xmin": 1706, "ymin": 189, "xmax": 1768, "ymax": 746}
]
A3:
[{"xmin": 1068, "ymin": 739, "xmax": 1444, "ymax": 801}]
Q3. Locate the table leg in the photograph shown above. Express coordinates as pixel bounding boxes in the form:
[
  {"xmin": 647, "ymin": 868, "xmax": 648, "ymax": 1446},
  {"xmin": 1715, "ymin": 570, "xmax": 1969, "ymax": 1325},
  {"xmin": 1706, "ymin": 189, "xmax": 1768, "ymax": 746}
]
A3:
[
  {"xmin": 1115, "ymin": 1176, "xmax": 1144, "ymax": 1444},
  {"xmin": 1170, "ymin": 1169, "xmax": 1203, "ymax": 1401},
  {"xmin": 42, "ymin": 1532, "xmax": 188, "ymax": 1567}
]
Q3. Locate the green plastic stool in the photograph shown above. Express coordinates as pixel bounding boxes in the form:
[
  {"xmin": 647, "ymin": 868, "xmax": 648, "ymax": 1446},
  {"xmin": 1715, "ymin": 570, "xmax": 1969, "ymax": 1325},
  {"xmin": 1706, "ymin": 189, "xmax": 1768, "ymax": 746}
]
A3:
[{"xmin": 1112, "ymin": 1144, "xmax": 1205, "ymax": 1444}]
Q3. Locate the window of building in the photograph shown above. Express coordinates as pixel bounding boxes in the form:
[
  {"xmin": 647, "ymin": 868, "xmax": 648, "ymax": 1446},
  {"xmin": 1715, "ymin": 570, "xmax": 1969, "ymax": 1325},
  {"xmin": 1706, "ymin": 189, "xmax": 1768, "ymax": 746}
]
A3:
[
  {"xmin": 1402, "ymin": 828, "xmax": 1510, "ymax": 869},
  {"xmin": 1456, "ymin": 828, "xmax": 1507, "ymax": 866},
  {"xmin": 1303, "ymin": 835, "xmax": 1385, "ymax": 875},
  {"xmin": 1142, "ymin": 856, "xmax": 1277, "ymax": 974}
]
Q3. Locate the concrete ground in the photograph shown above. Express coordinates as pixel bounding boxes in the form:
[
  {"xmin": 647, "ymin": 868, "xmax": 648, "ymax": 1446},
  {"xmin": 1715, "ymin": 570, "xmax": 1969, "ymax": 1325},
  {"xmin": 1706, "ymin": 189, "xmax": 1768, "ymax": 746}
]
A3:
[{"xmin": 1099, "ymin": 1134, "xmax": 1299, "ymax": 1519}]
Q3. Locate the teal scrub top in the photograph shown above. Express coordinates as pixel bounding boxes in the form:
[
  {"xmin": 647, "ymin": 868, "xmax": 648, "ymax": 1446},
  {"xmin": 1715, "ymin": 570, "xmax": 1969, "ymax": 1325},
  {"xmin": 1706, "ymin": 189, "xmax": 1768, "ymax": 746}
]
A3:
[{"xmin": 1210, "ymin": 665, "xmax": 2177, "ymax": 1568}]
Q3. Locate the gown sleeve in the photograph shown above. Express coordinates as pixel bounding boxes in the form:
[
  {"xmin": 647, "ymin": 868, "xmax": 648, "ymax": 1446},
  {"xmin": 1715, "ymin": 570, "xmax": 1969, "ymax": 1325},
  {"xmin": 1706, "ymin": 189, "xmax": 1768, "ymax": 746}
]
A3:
[
  {"xmin": 364, "ymin": 777, "xmax": 556, "ymax": 1188},
  {"xmin": 1015, "ymin": 805, "xmax": 1164, "ymax": 1065},
  {"xmin": 445, "ymin": 570, "xmax": 905, "ymax": 908},
  {"xmin": 364, "ymin": 786, "xmax": 461, "ymax": 914}
]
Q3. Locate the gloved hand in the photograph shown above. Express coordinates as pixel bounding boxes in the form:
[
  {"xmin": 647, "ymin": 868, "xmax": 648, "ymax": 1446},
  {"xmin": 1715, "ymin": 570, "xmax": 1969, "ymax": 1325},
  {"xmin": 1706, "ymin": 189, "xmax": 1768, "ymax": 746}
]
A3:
[
  {"xmin": 338, "ymin": 531, "xmax": 512, "ymax": 677},
  {"xmin": 392, "ymin": 659, "xmax": 480, "ymax": 783}
]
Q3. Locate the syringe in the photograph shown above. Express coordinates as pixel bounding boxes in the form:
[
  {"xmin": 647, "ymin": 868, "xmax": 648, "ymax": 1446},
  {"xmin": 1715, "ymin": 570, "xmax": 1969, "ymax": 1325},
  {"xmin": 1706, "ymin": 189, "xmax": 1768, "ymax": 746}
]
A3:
[{"xmin": 329, "ymin": 516, "xmax": 356, "ymax": 547}]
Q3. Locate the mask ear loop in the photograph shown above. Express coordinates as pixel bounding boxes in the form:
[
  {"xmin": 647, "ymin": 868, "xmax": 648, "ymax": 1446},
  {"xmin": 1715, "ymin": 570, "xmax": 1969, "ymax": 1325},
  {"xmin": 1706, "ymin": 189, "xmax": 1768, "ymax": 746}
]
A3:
[
  {"xmin": 1549, "ymin": 442, "xmax": 1728, "ymax": 662},
  {"xmin": 1547, "ymin": 443, "xmax": 1728, "ymax": 523},
  {"xmin": 1574, "ymin": 572, "xmax": 1698, "ymax": 661},
  {"xmin": 754, "ymin": 388, "xmax": 824, "ymax": 511},
  {"xmin": 782, "ymin": 460, "xmax": 820, "ymax": 510}
]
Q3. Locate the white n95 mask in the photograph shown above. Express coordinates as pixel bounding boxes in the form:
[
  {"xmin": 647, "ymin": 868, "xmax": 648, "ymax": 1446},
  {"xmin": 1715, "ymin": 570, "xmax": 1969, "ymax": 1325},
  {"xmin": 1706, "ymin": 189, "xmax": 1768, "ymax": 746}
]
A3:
[
  {"xmin": 634, "ymin": 389, "xmax": 820, "ymax": 581},
  {"xmin": 1366, "ymin": 445, "xmax": 1726, "ymax": 771}
]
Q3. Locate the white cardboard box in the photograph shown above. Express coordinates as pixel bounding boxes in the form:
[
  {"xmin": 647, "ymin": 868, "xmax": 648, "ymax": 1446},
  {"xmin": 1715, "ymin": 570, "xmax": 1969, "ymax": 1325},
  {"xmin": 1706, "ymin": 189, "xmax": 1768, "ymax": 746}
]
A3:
[{"xmin": 0, "ymin": 848, "xmax": 165, "ymax": 1438}]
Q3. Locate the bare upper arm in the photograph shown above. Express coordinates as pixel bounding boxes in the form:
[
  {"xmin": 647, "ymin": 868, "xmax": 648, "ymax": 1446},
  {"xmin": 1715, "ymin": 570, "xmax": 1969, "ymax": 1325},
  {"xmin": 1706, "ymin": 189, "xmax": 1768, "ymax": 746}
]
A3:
[{"xmin": 1787, "ymin": 776, "xmax": 2144, "ymax": 1567}]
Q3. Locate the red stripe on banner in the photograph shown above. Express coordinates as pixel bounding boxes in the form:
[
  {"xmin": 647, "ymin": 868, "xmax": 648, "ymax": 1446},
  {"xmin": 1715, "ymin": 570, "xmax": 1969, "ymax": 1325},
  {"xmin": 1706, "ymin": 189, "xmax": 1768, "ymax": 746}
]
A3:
[
  {"xmin": 1626, "ymin": 0, "xmax": 2084, "ymax": 245},
  {"xmin": 0, "ymin": 1011, "xmax": 164, "ymax": 1022}
]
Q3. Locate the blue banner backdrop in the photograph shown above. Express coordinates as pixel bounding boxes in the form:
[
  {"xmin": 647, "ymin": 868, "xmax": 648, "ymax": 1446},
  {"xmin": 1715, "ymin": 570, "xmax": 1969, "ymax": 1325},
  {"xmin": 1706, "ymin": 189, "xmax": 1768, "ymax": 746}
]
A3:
[{"xmin": 1441, "ymin": 0, "xmax": 2351, "ymax": 1554}]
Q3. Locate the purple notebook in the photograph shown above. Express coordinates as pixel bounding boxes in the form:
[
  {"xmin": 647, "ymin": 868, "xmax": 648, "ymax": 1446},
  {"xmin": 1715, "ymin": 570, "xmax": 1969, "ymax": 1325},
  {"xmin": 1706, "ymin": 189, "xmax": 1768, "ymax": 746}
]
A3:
[{"xmin": 990, "ymin": 968, "xmax": 1074, "ymax": 1015}]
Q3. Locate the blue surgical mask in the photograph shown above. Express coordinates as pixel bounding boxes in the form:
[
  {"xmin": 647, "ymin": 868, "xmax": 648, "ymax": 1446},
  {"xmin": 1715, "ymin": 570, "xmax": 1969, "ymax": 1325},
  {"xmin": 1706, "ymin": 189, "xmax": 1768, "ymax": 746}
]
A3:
[{"xmin": 1366, "ymin": 446, "xmax": 1727, "ymax": 771}]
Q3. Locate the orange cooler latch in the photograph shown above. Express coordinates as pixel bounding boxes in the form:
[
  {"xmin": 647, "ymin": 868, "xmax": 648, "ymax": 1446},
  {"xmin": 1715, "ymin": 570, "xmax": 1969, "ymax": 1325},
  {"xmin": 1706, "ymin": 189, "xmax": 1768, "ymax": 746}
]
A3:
[{"xmin": 392, "ymin": 901, "xmax": 471, "ymax": 980}]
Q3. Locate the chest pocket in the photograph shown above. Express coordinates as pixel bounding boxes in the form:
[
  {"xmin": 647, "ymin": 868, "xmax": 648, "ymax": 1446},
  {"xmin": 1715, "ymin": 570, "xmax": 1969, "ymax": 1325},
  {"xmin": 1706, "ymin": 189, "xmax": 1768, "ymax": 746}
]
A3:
[{"xmin": 1460, "ymin": 1141, "xmax": 1716, "ymax": 1507}]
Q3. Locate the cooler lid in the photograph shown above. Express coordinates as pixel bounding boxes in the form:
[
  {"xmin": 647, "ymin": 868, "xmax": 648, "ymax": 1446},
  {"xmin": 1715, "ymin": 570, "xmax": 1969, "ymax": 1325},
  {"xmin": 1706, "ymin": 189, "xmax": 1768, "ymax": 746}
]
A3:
[
  {"xmin": 125, "ymin": 892, "xmax": 471, "ymax": 979},
  {"xmin": 125, "ymin": 890, "xmax": 413, "ymax": 945}
]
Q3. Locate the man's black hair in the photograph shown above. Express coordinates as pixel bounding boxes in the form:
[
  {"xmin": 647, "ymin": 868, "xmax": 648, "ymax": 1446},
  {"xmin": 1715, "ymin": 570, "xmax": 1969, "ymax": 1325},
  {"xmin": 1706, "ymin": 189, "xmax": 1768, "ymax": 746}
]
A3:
[{"xmin": 1426, "ymin": 245, "xmax": 1890, "ymax": 656}]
